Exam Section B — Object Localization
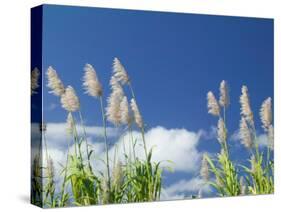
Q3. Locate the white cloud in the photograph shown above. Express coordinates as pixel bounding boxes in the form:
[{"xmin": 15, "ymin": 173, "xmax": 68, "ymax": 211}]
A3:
[
  {"xmin": 88, "ymin": 126, "xmax": 202, "ymax": 173},
  {"xmin": 34, "ymin": 122, "xmax": 121, "ymax": 150},
  {"xmin": 39, "ymin": 124, "xmax": 202, "ymax": 173},
  {"xmin": 161, "ymin": 177, "xmax": 210, "ymax": 200},
  {"xmin": 199, "ymin": 125, "xmax": 217, "ymax": 140},
  {"xmin": 33, "ymin": 123, "xmax": 206, "ymax": 198}
]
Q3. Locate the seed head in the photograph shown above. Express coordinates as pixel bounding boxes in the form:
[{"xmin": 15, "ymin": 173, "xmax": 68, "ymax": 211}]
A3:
[
  {"xmin": 268, "ymin": 125, "xmax": 274, "ymax": 150},
  {"xmin": 112, "ymin": 161, "xmax": 123, "ymax": 188},
  {"xmin": 239, "ymin": 117, "xmax": 253, "ymax": 149},
  {"xmin": 46, "ymin": 157, "xmax": 55, "ymax": 179},
  {"xmin": 120, "ymin": 96, "xmax": 130, "ymax": 125},
  {"xmin": 61, "ymin": 86, "xmax": 80, "ymax": 112},
  {"xmin": 240, "ymin": 86, "xmax": 253, "ymax": 124},
  {"xmin": 250, "ymin": 155, "xmax": 256, "ymax": 173},
  {"xmin": 83, "ymin": 63, "xmax": 103, "ymax": 97},
  {"xmin": 217, "ymin": 118, "xmax": 227, "ymax": 144},
  {"xmin": 113, "ymin": 57, "xmax": 130, "ymax": 84},
  {"xmin": 66, "ymin": 112, "xmax": 74, "ymax": 135},
  {"xmin": 46, "ymin": 66, "xmax": 65, "ymax": 96},
  {"xmin": 260, "ymin": 97, "xmax": 272, "ymax": 130},
  {"xmin": 130, "ymin": 98, "xmax": 143, "ymax": 128},
  {"xmin": 31, "ymin": 67, "xmax": 40, "ymax": 95},
  {"xmin": 106, "ymin": 92, "xmax": 122, "ymax": 126},
  {"xmin": 200, "ymin": 153, "xmax": 209, "ymax": 181},
  {"xmin": 240, "ymin": 177, "xmax": 246, "ymax": 195},
  {"xmin": 219, "ymin": 80, "xmax": 230, "ymax": 107},
  {"xmin": 101, "ymin": 177, "xmax": 110, "ymax": 204},
  {"xmin": 207, "ymin": 91, "xmax": 220, "ymax": 116}
]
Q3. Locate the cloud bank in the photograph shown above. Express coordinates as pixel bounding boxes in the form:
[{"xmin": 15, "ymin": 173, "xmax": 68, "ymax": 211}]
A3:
[{"xmin": 32, "ymin": 122, "xmax": 206, "ymax": 199}]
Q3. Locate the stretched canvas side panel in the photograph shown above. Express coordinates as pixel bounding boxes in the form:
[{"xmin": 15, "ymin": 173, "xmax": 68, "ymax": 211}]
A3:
[{"xmin": 31, "ymin": 5, "xmax": 43, "ymax": 208}]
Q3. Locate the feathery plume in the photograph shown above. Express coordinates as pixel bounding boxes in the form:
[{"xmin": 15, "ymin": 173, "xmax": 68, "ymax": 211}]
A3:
[
  {"xmin": 219, "ymin": 80, "xmax": 230, "ymax": 107},
  {"xmin": 101, "ymin": 177, "xmax": 110, "ymax": 204},
  {"xmin": 106, "ymin": 77, "xmax": 124, "ymax": 126},
  {"xmin": 207, "ymin": 91, "xmax": 220, "ymax": 116},
  {"xmin": 260, "ymin": 97, "xmax": 272, "ymax": 130},
  {"xmin": 106, "ymin": 91, "xmax": 122, "ymax": 126},
  {"xmin": 113, "ymin": 57, "xmax": 130, "ymax": 84},
  {"xmin": 46, "ymin": 66, "xmax": 65, "ymax": 96},
  {"xmin": 83, "ymin": 63, "xmax": 103, "ymax": 97},
  {"xmin": 61, "ymin": 86, "xmax": 80, "ymax": 112},
  {"xmin": 46, "ymin": 157, "xmax": 55, "ymax": 179},
  {"xmin": 239, "ymin": 177, "xmax": 246, "ymax": 195},
  {"xmin": 66, "ymin": 113, "xmax": 74, "ymax": 135},
  {"xmin": 217, "ymin": 118, "xmax": 227, "ymax": 144},
  {"xmin": 130, "ymin": 98, "xmax": 143, "ymax": 128},
  {"xmin": 250, "ymin": 155, "xmax": 256, "ymax": 173},
  {"xmin": 240, "ymin": 86, "xmax": 253, "ymax": 124},
  {"xmin": 112, "ymin": 161, "xmax": 123, "ymax": 187},
  {"xmin": 200, "ymin": 153, "xmax": 209, "ymax": 181},
  {"xmin": 120, "ymin": 96, "xmax": 130, "ymax": 125},
  {"xmin": 31, "ymin": 67, "xmax": 40, "ymax": 95},
  {"xmin": 109, "ymin": 76, "xmax": 124, "ymax": 95},
  {"xmin": 239, "ymin": 117, "xmax": 253, "ymax": 149},
  {"xmin": 268, "ymin": 125, "xmax": 274, "ymax": 150}
]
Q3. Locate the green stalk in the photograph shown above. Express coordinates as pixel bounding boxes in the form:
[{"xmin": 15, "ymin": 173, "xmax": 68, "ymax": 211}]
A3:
[
  {"xmin": 99, "ymin": 96, "xmax": 111, "ymax": 191},
  {"xmin": 129, "ymin": 124, "xmax": 136, "ymax": 161},
  {"xmin": 72, "ymin": 115, "xmax": 84, "ymax": 161},
  {"xmin": 128, "ymin": 81, "xmax": 153, "ymax": 200},
  {"xmin": 59, "ymin": 136, "xmax": 71, "ymax": 207},
  {"xmin": 78, "ymin": 110, "xmax": 91, "ymax": 170}
]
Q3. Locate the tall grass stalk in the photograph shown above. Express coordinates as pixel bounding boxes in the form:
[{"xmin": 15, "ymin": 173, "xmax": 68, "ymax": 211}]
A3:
[
  {"xmin": 203, "ymin": 81, "xmax": 240, "ymax": 196},
  {"xmin": 99, "ymin": 96, "xmax": 111, "ymax": 192}
]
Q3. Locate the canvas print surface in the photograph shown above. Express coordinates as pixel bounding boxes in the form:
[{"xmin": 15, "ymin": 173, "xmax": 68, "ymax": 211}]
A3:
[{"xmin": 31, "ymin": 4, "xmax": 274, "ymax": 208}]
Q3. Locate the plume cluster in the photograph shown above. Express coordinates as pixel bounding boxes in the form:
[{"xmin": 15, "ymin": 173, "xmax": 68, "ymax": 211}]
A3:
[
  {"xmin": 239, "ymin": 177, "xmax": 246, "ymax": 195},
  {"xmin": 66, "ymin": 112, "xmax": 74, "ymax": 135},
  {"xmin": 207, "ymin": 91, "xmax": 220, "ymax": 116},
  {"xmin": 219, "ymin": 80, "xmax": 230, "ymax": 107},
  {"xmin": 260, "ymin": 97, "xmax": 274, "ymax": 150},
  {"xmin": 31, "ymin": 67, "xmax": 40, "ymax": 95},
  {"xmin": 61, "ymin": 86, "xmax": 80, "ymax": 112},
  {"xmin": 83, "ymin": 63, "xmax": 103, "ymax": 97},
  {"xmin": 130, "ymin": 98, "xmax": 143, "ymax": 128},
  {"xmin": 217, "ymin": 118, "xmax": 227, "ymax": 144},
  {"xmin": 240, "ymin": 86, "xmax": 253, "ymax": 124},
  {"xmin": 120, "ymin": 96, "xmax": 130, "ymax": 125},
  {"xmin": 113, "ymin": 58, "xmax": 130, "ymax": 84},
  {"xmin": 260, "ymin": 97, "xmax": 272, "ymax": 130},
  {"xmin": 112, "ymin": 161, "xmax": 123, "ymax": 187},
  {"xmin": 268, "ymin": 125, "xmax": 274, "ymax": 150},
  {"xmin": 239, "ymin": 117, "xmax": 253, "ymax": 149},
  {"xmin": 106, "ymin": 77, "xmax": 124, "ymax": 126},
  {"xmin": 46, "ymin": 66, "xmax": 65, "ymax": 96},
  {"xmin": 200, "ymin": 154, "xmax": 209, "ymax": 181}
]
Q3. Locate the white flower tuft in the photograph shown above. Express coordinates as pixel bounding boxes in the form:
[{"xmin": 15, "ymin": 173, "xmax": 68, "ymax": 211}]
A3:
[
  {"xmin": 219, "ymin": 80, "xmax": 230, "ymax": 107},
  {"xmin": 112, "ymin": 57, "xmax": 129, "ymax": 84},
  {"xmin": 61, "ymin": 86, "xmax": 80, "ymax": 112},
  {"xmin": 46, "ymin": 66, "xmax": 65, "ymax": 96},
  {"xmin": 207, "ymin": 91, "xmax": 220, "ymax": 116},
  {"xmin": 130, "ymin": 98, "xmax": 143, "ymax": 128},
  {"xmin": 31, "ymin": 67, "xmax": 40, "ymax": 95},
  {"xmin": 83, "ymin": 63, "xmax": 103, "ymax": 97}
]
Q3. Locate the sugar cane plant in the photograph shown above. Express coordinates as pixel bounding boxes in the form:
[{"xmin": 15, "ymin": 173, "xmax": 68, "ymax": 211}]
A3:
[
  {"xmin": 201, "ymin": 81, "xmax": 274, "ymax": 197},
  {"xmin": 31, "ymin": 57, "xmax": 167, "ymax": 208}
]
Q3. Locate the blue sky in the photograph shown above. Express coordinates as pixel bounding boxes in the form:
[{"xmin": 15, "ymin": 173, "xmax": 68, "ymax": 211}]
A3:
[{"xmin": 37, "ymin": 4, "xmax": 273, "ymax": 199}]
